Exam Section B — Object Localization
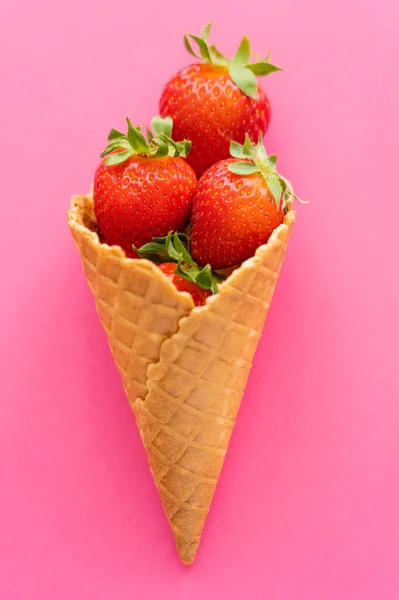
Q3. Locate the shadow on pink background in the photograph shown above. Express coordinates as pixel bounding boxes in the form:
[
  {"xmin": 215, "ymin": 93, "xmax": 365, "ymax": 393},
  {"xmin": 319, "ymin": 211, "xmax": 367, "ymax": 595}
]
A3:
[{"xmin": 1, "ymin": 0, "xmax": 399, "ymax": 598}]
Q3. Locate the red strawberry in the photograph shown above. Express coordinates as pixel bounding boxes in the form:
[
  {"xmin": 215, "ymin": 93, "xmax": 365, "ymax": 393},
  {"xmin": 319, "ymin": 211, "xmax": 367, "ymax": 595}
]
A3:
[
  {"xmin": 94, "ymin": 116, "xmax": 196, "ymax": 257},
  {"xmin": 159, "ymin": 22, "xmax": 282, "ymax": 177},
  {"xmin": 136, "ymin": 231, "xmax": 224, "ymax": 300},
  {"xmin": 158, "ymin": 263, "xmax": 211, "ymax": 306},
  {"xmin": 190, "ymin": 135, "xmax": 300, "ymax": 269}
]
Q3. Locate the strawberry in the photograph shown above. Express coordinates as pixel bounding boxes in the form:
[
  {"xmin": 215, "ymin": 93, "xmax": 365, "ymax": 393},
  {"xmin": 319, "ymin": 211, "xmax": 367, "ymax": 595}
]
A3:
[
  {"xmin": 159, "ymin": 22, "xmax": 282, "ymax": 177},
  {"xmin": 135, "ymin": 231, "xmax": 224, "ymax": 302},
  {"xmin": 158, "ymin": 263, "xmax": 212, "ymax": 307},
  {"xmin": 93, "ymin": 116, "xmax": 196, "ymax": 257},
  {"xmin": 190, "ymin": 135, "xmax": 300, "ymax": 269}
]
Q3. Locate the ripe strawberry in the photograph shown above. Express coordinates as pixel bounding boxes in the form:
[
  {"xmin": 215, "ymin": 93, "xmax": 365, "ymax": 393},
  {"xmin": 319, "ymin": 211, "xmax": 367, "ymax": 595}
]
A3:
[
  {"xmin": 159, "ymin": 22, "xmax": 282, "ymax": 177},
  {"xmin": 136, "ymin": 231, "xmax": 224, "ymax": 300},
  {"xmin": 158, "ymin": 263, "xmax": 212, "ymax": 306},
  {"xmin": 190, "ymin": 135, "xmax": 300, "ymax": 269},
  {"xmin": 93, "ymin": 116, "xmax": 196, "ymax": 257}
]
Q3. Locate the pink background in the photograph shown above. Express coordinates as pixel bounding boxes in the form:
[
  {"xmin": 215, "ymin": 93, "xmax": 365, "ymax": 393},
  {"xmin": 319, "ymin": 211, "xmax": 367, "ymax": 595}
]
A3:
[{"xmin": 1, "ymin": 0, "xmax": 399, "ymax": 598}]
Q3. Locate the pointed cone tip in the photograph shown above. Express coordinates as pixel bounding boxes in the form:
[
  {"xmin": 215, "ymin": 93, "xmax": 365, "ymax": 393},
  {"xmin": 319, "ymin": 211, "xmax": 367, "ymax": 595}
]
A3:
[{"xmin": 177, "ymin": 540, "xmax": 199, "ymax": 565}]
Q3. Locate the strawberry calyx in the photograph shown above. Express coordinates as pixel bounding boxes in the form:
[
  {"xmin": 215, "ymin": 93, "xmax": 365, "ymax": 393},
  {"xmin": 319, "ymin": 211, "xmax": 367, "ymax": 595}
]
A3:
[
  {"xmin": 134, "ymin": 231, "xmax": 224, "ymax": 294},
  {"xmin": 100, "ymin": 116, "xmax": 191, "ymax": 166},
  {"xmin": 184, "ymin": 22, "xmax": 282, "ymax": 99},
  {"xmin": 157, "ymin": 263, "xmax": 212, "ymax": 307},
  {"xmin": 228, "ymin": 134, "xmax": 305, "ymax": 211}
]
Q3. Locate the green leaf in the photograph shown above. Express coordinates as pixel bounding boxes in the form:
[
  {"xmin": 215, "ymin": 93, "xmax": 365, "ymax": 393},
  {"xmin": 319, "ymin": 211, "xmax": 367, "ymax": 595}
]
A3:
[
  {"xmin": 152, "ymin": 232, "xmax": 189, "ymax": 245},
  {"xmin": 146, "ymin": 127, "xmax": 154, "ymax": 144},
  {"xmin": 229, "ymin": 140, "xmax": 246, "ymax": 159},
  {"xmin": 246, "ymin": 62, "xmax": 283, "ymax": 76},
  {"xmin": 243, "ymin": 133, "xmax": 257, "ymax": 159},
  {"xmin": 136, "ymin": 232, "xmax": 193, "ymax": 263},
  {"xmin": 134, "ymin": 241, "xmax": 168, "ymax": 257},
  {"xmin": 201, "ymin": 21, "xmax": 212, "ymax": 42},
  {"xmin": 162, "ymin": 134, "xmax": 181, "ymax": 156},
  {"xmin": 210, "ymin": 273, "xmax": 223, "ymax": 294},
  {"xmin": 228, "ymin": 65, "xmax": 258, "ymax": 99},
  {"xmin": 232, "ymin": 35, "xmax": 251, "ymax": 65},
  {"xmin": 100, "ymin": 139, "xmax": 130, "ymax": 157},
  {"xmin": 175, "ymin": 264, "xmax": 199, "ymax": 283},
  {"xmin": 176, "ymin": 140, "xmax": 191, "ymax": 158},
  {"xmin": 184, "ymin": 34, "xmax": 201, "ymax": 59},
  {"xmin": 135, "ymin": 242, "xmax": 165, "ymax": 254},
  {"xmin": 195, "ymin": 264, "xmax": 213, "ymax": 289},
  {"xmin": 255, "ymin": 134, "xmax": 267, "ymax": 163},
  {"xmin": 177, "ymin": 232, "xmax": 190, "ymax": 247},
  {"xmin": 228, "ymin": 162, "xmax": 261, "ymax": 176},
  {"xmin": 158, "ymin": 134, "xmax": 191, "ymax": 158},
  {"xmin": 104, "ymin": 149, "xmax": 134, "ymax": 166},
  {"xmin": 126, "ymin": 117, "xmax": 150, "ymax": 154},
  {"xmin": 209, "ymin": 44, "xmax": 228, "ymax": 65},
  {"xmin": 108, "ymin": 128, "xmax": 125, "ymax": 141},
  {"xmin": 266, "ymin": 174, "xmax": 282, "ymax": 208},
  {"xmin": 267, "ymin": 155, "xmax": 278, "ymax": 170},
  {"xmin": 174, "ymin": 262, "xmax": 216, "ymax": 291},
  {"xmin": 186, "ymin": 34, "xmax": 211, "ymax": 62},
  {"xmin": 153, "ymin": 140, "xmax": 169, "ymax": 157},
  {"xmin": 173, "ymin": 233, "xmax": 196, "ymax": 266},
  {"xmin": 165, "ymin": 233, "xmax": 181, "ymax": 262},
  {"xmin": 151, "ymin": 115, "xmax": 173, "ymax": 139}
]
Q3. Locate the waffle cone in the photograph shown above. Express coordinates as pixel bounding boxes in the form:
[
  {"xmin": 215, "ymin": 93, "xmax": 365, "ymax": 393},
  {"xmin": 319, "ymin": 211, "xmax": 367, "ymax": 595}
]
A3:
[{"xmin": 68, "ymin": 192, "xmax": 295, "ymax": 564}]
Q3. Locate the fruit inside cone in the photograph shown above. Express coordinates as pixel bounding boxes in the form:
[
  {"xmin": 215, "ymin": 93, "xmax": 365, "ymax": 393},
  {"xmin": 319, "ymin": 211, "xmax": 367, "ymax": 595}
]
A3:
[
  {"xmin": 93, "ymin": 117, "xmax": 302, "ymax": 300},
  {"xmin": 93, "ymin": 116, "xmax": 196, "ymax": 257},
  {"xmin": 135, "ymin": 231, "xmax": 224, "ymax": 305},
  {"xmin": 159, "ymin": 22, "xmax": 282, "ymax": 177},
  {"xmin": 158, "ymin": 263, "xmax": 212, "ymax": 307},
  {"xmin": 190, "ymin": 134, "xmax": 301, "ymax": 269}
]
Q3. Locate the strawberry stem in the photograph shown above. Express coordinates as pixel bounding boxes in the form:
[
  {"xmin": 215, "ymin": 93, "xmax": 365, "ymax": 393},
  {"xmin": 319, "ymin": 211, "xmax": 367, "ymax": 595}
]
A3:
[
  {"xmin": 228, "ymin": 134, "xmax": 305, "ymax": 210},
  {"xmin": 100, "ymin": 116, "xmax": 191, "ymax": 166},
  {"xmin": 135, "ymin": 232, "xmax": 224, "ymax": 294},
  {"xmin": 183, "ymin": 23, "xmax": 283, "ymax": 99}
]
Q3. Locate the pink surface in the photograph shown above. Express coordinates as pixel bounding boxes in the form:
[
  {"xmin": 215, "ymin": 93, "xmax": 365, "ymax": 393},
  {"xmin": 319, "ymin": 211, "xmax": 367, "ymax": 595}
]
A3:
[{"xmin": 1, "ymin": 0, "xmax": 399, "ymax": 598}]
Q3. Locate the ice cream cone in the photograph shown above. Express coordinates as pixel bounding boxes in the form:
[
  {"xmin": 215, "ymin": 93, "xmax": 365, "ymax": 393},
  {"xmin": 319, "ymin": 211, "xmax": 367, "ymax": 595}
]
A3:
[{"xmin": 68, "ymin": 192, "xmax": 295, "ymax": 564}]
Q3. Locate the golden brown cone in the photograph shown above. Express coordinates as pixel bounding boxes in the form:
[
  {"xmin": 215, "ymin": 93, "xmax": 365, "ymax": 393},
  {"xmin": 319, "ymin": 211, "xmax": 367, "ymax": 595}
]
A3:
[{"xmin": 68, "ymin": 192, "xmax": 295, "ymax": 564}]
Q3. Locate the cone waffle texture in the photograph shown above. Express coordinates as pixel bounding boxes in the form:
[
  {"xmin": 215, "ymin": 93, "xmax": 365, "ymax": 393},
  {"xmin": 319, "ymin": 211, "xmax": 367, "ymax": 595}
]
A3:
[{"xmin": 68, "ymin": 192, "xmax": 295, "ymax": 564}]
